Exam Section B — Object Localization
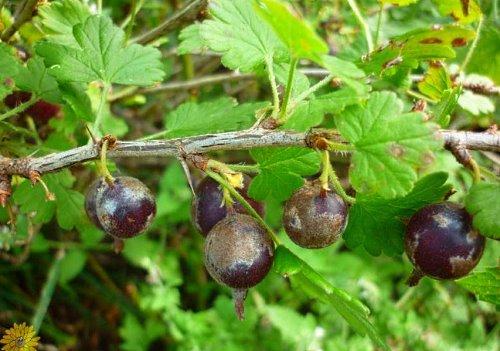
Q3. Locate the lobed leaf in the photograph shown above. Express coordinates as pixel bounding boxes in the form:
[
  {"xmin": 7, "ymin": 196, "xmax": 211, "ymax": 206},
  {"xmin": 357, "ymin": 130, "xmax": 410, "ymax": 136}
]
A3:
[
  {"xmin": 335, "ymin": 92, "xmax": 442, "ymax": 198},
  {"xmin": 37, "ymin": 0, "xmax": 92, "ymax": 47},
  {"xmin": 36, "ymin": 15, "xmax": 165, "ymax": 85},
  {"xmin": 249, "ymin": 147, "xmax": 320, "ymax": 201},
  {"xmin": 433, "ymin": 0, "xmax": 482, "ymax": 24},
  {"xmin": 254, "ymin": 0, "xmax": 328, "ymax": 63},
  {"xmin": 199, "ymin": 0, "xmax": 287, "ymax": 72},
  {"xmin": 360, "ymin": 25, "xmax": 475, "ymax": 76}
]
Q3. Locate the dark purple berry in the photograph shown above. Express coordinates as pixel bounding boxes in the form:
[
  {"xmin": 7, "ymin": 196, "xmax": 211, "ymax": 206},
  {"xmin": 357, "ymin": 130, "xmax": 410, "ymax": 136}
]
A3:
[
  {"xmin": 204, "ymin": 214, "xmax": 274, "ymax": 319},
  {"xmin": 192, "ymin": 175, "xmax": 264, "ymax": 236},
  {"xmin": 95, "ymin": 176, "xmax": 156, "ymax": 238},
  {"xmin": 405, "ymin": 202, "xmax": 485, "ymax": 285},
  {"xmin": 205, "ymin": 214, "xmax": 274, "ymax": 289},
  {"xmin": 283, "ymin": 182, "xmax": 348, "ymax": 249},
  {"xmin": 84, "ymin": 178, "xmax": 105, "ymax": 230}
]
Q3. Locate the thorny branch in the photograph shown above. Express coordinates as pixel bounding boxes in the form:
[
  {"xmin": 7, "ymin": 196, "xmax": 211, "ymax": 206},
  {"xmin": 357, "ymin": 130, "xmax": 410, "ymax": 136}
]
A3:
[{"xmin": 0, "ymin": 128, "xmax": 498, "ymax": 179}]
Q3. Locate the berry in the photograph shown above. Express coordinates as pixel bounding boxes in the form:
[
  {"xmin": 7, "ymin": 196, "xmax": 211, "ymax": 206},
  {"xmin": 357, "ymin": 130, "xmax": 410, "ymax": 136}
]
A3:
[
  {"xmin": 204, "ymin": 214, "xmax": 274, "ymax": 319},
  {"xmin": 283, "ymin": 182, "xmax": 348, "ymax": 249},
  {"xmin": 4, "ymin": 91, "xmax": 60, "ymax": 123},
  {"xmin": 192, "ymin": 175, "xmax": 264, "ymax": 236},
  {"xmin": 84, "ymin": 178, "xmax": 105, "ymax": 230},
  {"xmin": 89, "ymin": 176, "xmax": 156, "ymax": 238},
  {"xmin": 405, "ymin": 202, "xmax": 485, "ymax": 285}
]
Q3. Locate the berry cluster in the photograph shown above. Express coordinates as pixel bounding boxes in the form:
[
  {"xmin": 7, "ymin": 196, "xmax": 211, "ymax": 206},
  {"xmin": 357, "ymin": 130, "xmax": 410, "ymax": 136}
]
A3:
[{"xmin": 83, "ymin": 169, "xmax": 486, "ymax": 319}]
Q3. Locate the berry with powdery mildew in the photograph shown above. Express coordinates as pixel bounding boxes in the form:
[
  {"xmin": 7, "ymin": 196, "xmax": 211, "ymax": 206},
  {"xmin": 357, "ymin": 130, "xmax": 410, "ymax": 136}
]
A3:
[
  {"xmin": 204, "ymin": 214, "xmax": 274, "ymax": 319},
  {"xmin": 283, "ymin": 181, "xmax": 348, "ymax": 249},
  {"xmin": 192, "ymin": 175, "xmax": 264, "ymax": 236},
  {"xmin": 405, "ymin": 202, "xmax": 485, "ymax": 286},
  {"xmin": 84, "ymin": 178, "xmax": 105, "ymax": 230},
  {"xmin": 95, "ymin": 176, "xmax": 156, "ymax": 238}
]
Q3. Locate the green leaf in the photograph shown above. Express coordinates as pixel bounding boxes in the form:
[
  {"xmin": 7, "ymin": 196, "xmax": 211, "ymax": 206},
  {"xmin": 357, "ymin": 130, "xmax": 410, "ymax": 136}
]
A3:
[
  {"xmin": 265, "ymin": 305, "xmax": 316, "ymax": 348},
  {"xmin": 0, "ymin": 43, "xmax": 21, "ymax": 99},
  {"xmin": 322, "ymin": 55, "xmax": 368, "ymax": 95},
  {"xmin": 433, "ymin": 0, "xmax": 482, "ymax": 24},
  {"xmin": 178, "ymin": 23, "xmax": 205, "ymax": 55},
  {"xmin": 284, "ymin": 87, "xmax": 367, "ymax": 131},
  {"xmin": 467, "ymin": 21, "xmax": 500, "ymax": 84},
  {"xmin": 45, "ymin": 171, "xmax": 87, "ymax": 230},
  {"xmin": 200, "ymin": 0, "xmax": 287, "ymax": 72},
  {"xmin": 457, "ymin": 268, "xmax": 500, "ymax": 306},
  {"xmin": 322, "ymin": 55, "xmax": 365, "ymax": 79},
  {"xmin": 36, "ymin": 15, "xmax": 165, "ymax": 85},
  {"xmin": 458, "ymin": 90, "xmax": 495, "ymax": 115},
  {"xmin": 360, "ymin": 26, "xmax": 475, "ymax": 76},
  {"xmin": 417, "ymin": 64, "xmax": 452, "ymax": 101},
  {"xmin": 249, "ymin": 147, "xmax": 320, "ymax": 201},
  {"xmin": 465, "ymin": 182, "xmax": 500, "ymax": 240},
  {"xmin": 37, "ymin": 0, "xmax": 92, "ymax": 47},
  {"xmin": 119, "ymin": 313, "xmax": 164, "ymax": 351},
  {"xmin": 59, "ymin": 82, "xmax": 94, "ymax": 122},
  {"xmin": 13, "ymin": 180, "xmax": 56, "ymax": 225},
  {"xmin": 58, "ymin": 249, "xmax": 87, "ymax": 285},
  {"xmin": 164, "ymin": 98, "xmax": 266, "ymax": 138},
  {"xmin": 274, "ymin": 246, "xmax": 389, "ymax": 350},
  {"xmin": 343, "ymin": 172, "xmax": 452, "ymax": 256},
  {"xmin": 14, "ymin": 57, "xmax": 62, "ymax": 102},
  {"xmin": 432, "ymin": 87, "xmax": 461, "ymax": 127},
  {"xmin": 254, "ymin": 0, "xmax": 328, "ymax": 62},
  {"xmin": 335, "ymin": 92, "xmax": 442, "ymax": 198}
]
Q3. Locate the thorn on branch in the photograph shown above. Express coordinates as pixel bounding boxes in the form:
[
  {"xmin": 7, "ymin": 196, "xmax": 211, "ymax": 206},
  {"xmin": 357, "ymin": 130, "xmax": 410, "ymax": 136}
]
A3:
[
  {"xmin": 186, "ymin": 154, "xmax": 209, "ymax": 171},
  {"xmin": 29, "ymin": 170, "xmax": 55, "ymax": 201},
  {"xmin": 0, "ymin": 174, "xmax": 12, "ymax": 207}
]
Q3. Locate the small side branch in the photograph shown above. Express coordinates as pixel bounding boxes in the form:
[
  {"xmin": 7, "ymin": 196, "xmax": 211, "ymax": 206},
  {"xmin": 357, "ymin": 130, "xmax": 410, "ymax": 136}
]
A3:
[
  {"xmin": 0, "ymin": 0, "xmax": 38, "ymax": 42},
  {"xmin": 131, "ymin": 0, "xmax": 208, "ymax": 45}
]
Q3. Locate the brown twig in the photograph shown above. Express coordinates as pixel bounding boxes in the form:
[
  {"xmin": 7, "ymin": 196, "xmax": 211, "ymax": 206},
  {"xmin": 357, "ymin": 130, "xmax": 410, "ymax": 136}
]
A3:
[
  {"xmin": 131, "ymin": 0, "xmax": 208, "ymax": 45},
  {"xmin": 0, "ymin": 128, "xmax": 498, "ymax": 179},
  {"xmin": 0, "ymin": 0, "xmax": 38, "ymax": 42}
]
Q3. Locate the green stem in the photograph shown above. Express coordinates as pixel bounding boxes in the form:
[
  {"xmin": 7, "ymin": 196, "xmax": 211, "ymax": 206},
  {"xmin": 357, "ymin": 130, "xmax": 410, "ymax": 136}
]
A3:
[
  {"xmin": 0, "ymin": 94, "xmax": 37, "ymax": 122},
  {"xmin": 31, "ymin": 250, "xmax": 64, "ymax": 332},
  {"xmin": 461, "ymin": 16, "xmax": 484, "ymax": 73},
  {"xmin": 319, "ymin": 150, "xmax": 331, "ymax": 191},
  {"xmin": 97, "ymin": 0, "xmax": 102, "ymax": 13},
  {"xmin": 346, "ymin": 0, "xmax": 374, "ymax": 52},
  {"xmin": 292, "ymin": 73, "xmax": 334, "ymax": 107},
  {"xmin": 469, "ymin": 158, "xmax": 481, "ymax": 183},
  {"xmin": 226, "ymin": 164, "xmax": 260, "ymax": 173},
  {"xmin": 374, "ymin": 3, "xmax": 383, "ymax": 47},
  {"xmin": 92, "ymin": 83, "xmax": 111, "ymax": 138},
  {"xmin": 206, "ymin": 170, "xmax": 281, "ymax": 245},
  {"xmin": 98, "ymin": 139, "xmax": 114, "ymax": 183},
  {"xmin": 278, "ymin": 57, "xmax": 299, "ymax": 122},
  {"xmin": 328, "ymin": 165, "xmax": 355, "ymax": 204},
  {"xmin": 265, "ymin": 54, "xmax": 280, "ymax": 118}
]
